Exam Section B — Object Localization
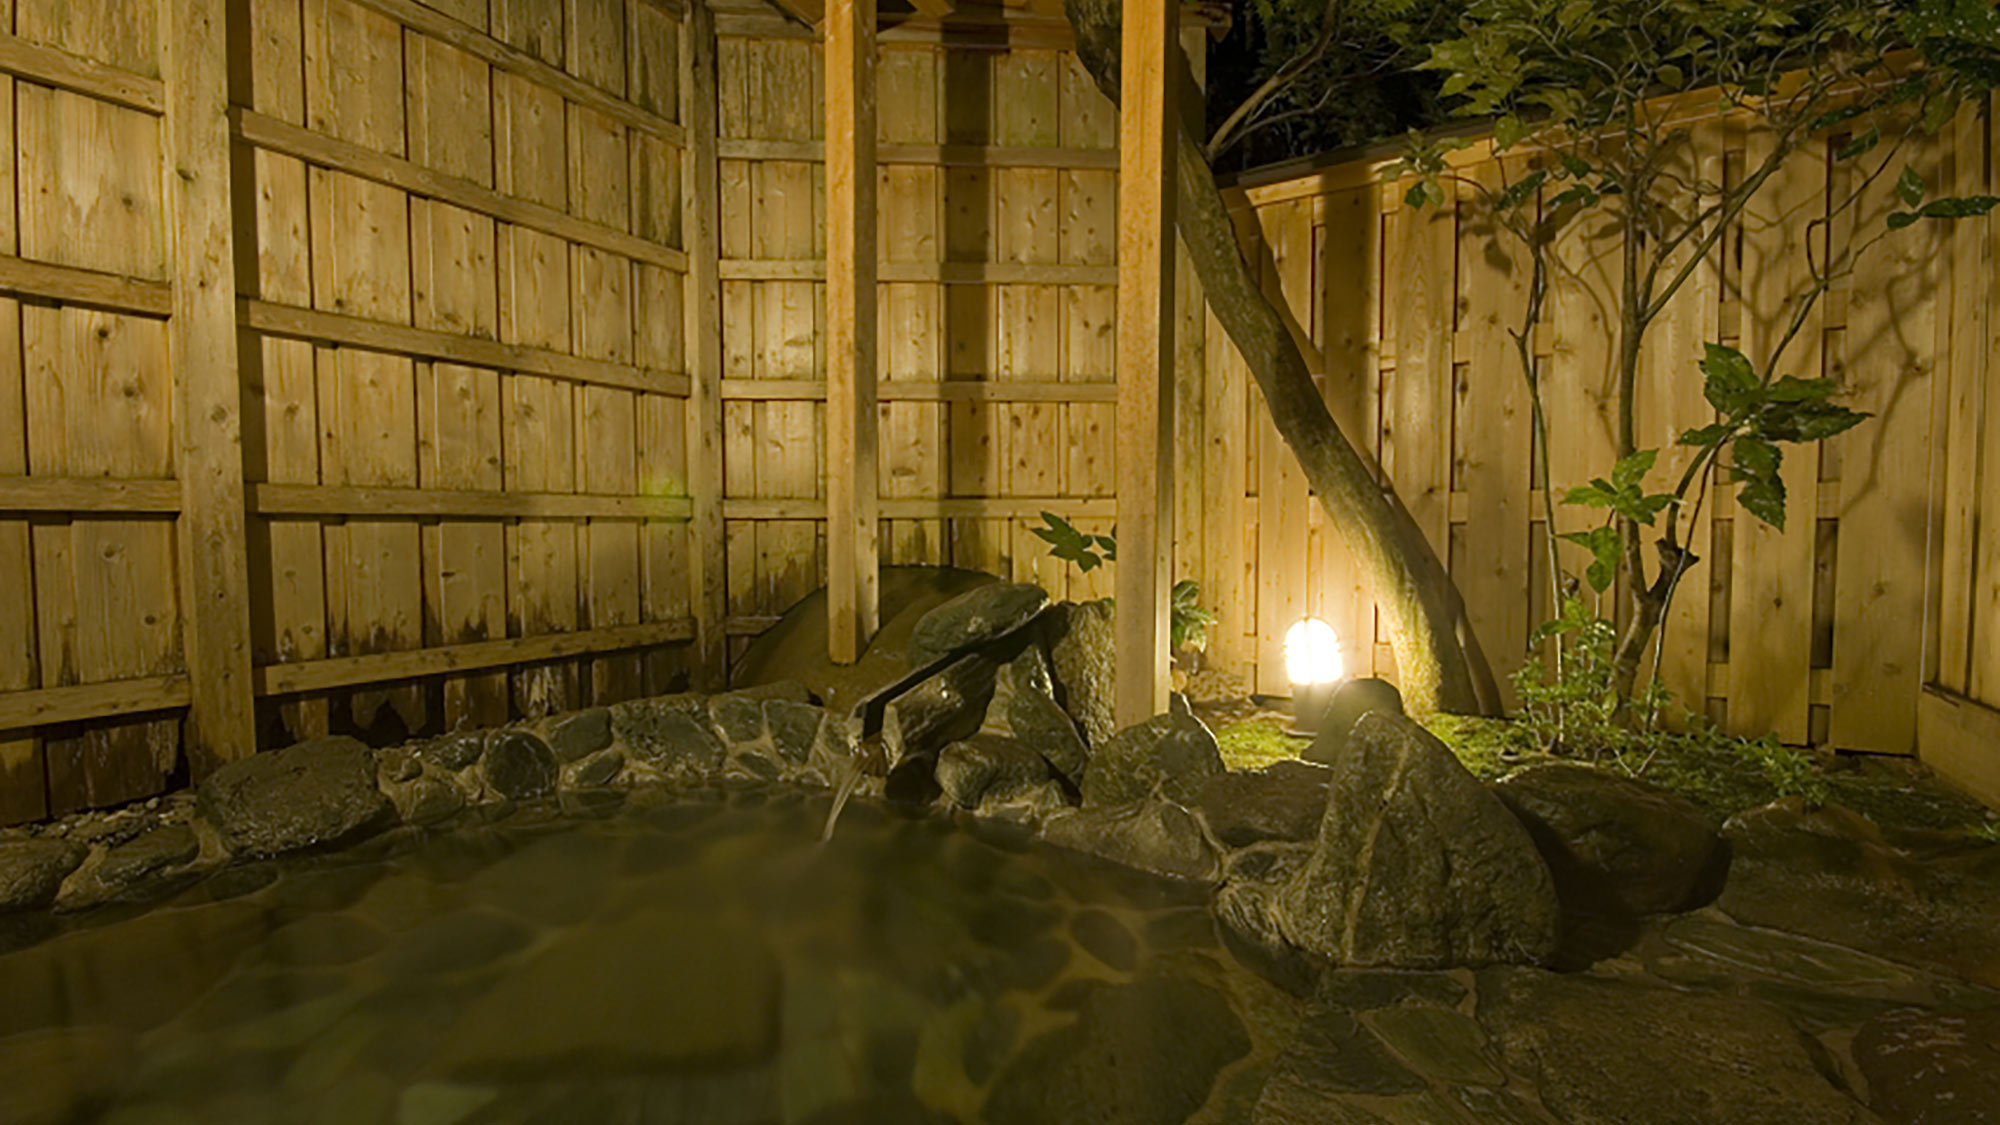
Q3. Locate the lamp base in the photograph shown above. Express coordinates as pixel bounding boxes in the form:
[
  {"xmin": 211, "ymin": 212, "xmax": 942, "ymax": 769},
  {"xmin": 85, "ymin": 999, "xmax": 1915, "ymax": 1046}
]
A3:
[{"xmin": 1285, "ymin": 680, "xmax": 1338, "ymax": 738}]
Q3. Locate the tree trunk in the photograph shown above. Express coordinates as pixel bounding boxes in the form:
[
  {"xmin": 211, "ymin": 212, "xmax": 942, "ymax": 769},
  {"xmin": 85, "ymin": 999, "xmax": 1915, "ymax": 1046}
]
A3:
[{"xmin": 1064, "ymin": 0, "xmax": 1499, "ymax": 716}]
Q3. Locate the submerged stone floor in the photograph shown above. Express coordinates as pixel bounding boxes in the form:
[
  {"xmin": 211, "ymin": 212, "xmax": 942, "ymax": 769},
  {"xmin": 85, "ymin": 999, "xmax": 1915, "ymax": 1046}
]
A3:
[{"xmin": 3, "ymin": 782, "xmax": 1997, "ymax": 1125}]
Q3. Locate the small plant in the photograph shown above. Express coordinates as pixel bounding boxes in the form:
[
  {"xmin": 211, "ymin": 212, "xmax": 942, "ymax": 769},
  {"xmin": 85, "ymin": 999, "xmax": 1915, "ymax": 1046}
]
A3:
[{"xmin": 1031, "ymin": 512, "xmax": 1217, "ymax": 656}]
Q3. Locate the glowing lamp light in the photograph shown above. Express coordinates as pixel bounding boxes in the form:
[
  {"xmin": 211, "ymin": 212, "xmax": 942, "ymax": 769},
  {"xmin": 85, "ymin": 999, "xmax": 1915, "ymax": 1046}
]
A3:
[{"xmin": 1284, "ymin": 617, "xmax": 1346, "ymax": 736}]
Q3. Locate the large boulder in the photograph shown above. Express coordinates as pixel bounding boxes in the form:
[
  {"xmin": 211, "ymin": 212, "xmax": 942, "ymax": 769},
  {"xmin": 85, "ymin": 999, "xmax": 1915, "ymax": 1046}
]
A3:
[
  {"xmin": 1476, "ymin": 968, "xmax": 1871, "ymax": 1124},
  {"xmin": 1040, "ymin": 800, "xmax": 1220, "ymax": 883},
  {"xmin": 906, "ymin": 582, "xmax": 1049, "ymax": 668},
  {"xmin": 1278, "ymin": 713, "xmax": 1558, "ymax": 968},
  {"xmin": 936, "ymin": 734, "xmax": 1056, "ymax": 812},
  {"xmin": 1492, "ymin": 762, "xmax": 1720, "ymax": 916},
  {"xmin": 1080, "ymin": 713, "xmax": 1224, "ymax": 808},
  {"xmin": 195, "ymin": 736, "xmax": 393, "ymax": 857},
  {"xmin": 1046, "ymin": 599, "xmax": 1117, "ymax": 748},
  {"xmin": 1853, "ymin": 1006, "xmax": 2000, "ymax": 1124},
  {"xmin": 0, "ymin": 838, "xmax": 88, "ymax": 912},
  {"xmin": 1196, "ymin": 760, "xmax": 1331, "ymax": 848},
  {"xmin": 611, "ymin": 695, "xmax": 725, "ymax": 778},
  {"xmin": 982, "ymin": 646, "xmax": 1090, "ymax": 786},
  {"xmin": 1718, "ymin": 798, "xmax": 2000, "ymax": 987},
  {"xmin": 882, "ymin": 654, "xmax": 999, "ymax": 799}
]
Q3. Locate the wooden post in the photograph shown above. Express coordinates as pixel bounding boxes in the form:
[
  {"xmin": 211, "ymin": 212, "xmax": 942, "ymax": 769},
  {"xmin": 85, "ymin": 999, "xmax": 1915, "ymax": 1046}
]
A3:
[
  {"xmin": 826, "ymin": 0, "xmax": 879, "ymax": 664},
  {"xmin": 164, "ymin": 0, "xmax": 257, "ymax": 773},
  {"xmin": 1116, "ymin": 0, "xmax": 1177, "ymax": 727},
  {"xmin": 683, "ymin": 0, "xmax": 728, "ymax": 689}
]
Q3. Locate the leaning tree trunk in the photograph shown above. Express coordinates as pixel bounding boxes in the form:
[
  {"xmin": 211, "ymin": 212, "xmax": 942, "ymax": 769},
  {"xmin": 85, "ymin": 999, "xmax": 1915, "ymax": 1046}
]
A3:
[{"xmin": 1064, "ymin": 0, "xmax": 1500, "ymax": 716}]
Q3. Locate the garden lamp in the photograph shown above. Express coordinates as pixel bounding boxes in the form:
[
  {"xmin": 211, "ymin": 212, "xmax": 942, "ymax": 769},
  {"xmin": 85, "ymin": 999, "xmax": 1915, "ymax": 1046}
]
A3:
[{"xmin": 1283, "ymin": 616, "xmax": 1345, "ymax": 736}]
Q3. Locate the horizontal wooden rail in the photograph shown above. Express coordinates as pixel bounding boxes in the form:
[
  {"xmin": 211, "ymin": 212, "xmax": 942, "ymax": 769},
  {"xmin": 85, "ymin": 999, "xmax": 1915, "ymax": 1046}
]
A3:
[
  {"xmin": 724, "ymin": 496, "xmax": 1116, "ymax": 520},
  {"xmin": 249, "ymin": 484, "xmax": 692, "ymax": 520},
  {"xmin": 240, "ymin": 301, "xmax": 693, "ymax": 398},
  {"xmin": 725, "ymin": 615, "xmax": 783, "ymax": 635},
  {"xmin": 1918, "ymin": 686, "xmax": 2000, "ymax": 807},
  {"xmin": 1440, "ymin": 489, "xmax": 1844, "ymax": 523},
  {"xmin": 255, "ymin": 620, "xmax": 696, "ymax": 696},
  {"xmin": 0, "ymin": 676, "xmax": 191, "ymax": 733},
  {"xmin": 350, "ymin": 0, "xmax": 687, "ymax": 148},
  {"xmin": 234, "ymin": 110, "xmax": 688, "ymax": 274},
  {"xmin": 718, "ymin": 139, "xmax": 1116, "ymax": 170},
  {"xmin": 0, "ymin": 254, "xmax": 172, "ymax": 317},
  {"xmin": 721, "ymin": 260, "xmax": 1117, "ymax": 285},
  {"xmin": 0, "ymin": 477, "xmax": 183, "ymax": 513},
  {"xmin": 0, "ymin": 32, "xmax": 164, "ymax": 114},
  {"xmin": 720, "ymin": 378, "xmax": 1115, "ymax": 403},
  {"xmin": 713, "ymin": 10, "xmax": 1076, "ymax": 49}
]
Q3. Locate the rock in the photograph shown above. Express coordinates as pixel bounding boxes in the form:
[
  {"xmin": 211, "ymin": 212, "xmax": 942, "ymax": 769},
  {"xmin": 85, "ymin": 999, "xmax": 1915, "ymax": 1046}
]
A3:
[
  {"xmin": 765, "ymin": 700, "xmax": 823, "ymax": 764},
  {"xmin": 936, "ymin": 734, "xmax": 1054, "ymax": 810},
  {"xmin": 380, "ymin": 748, "xmax": 423, "ymax": 783},
  {"xmin": 419, "ymin": 731, "xmax": 486, "ymax": 771},
  {"xmin": 1039, "ymin": 800, "xmax": 1219, "ymax": 882},
  {"xmin": 1278, "ymin": 713, "xmax": 1558, "ymax": 968},
  {"xmin": 96, "ymin": 824, "xmax": 199, "ymax": 886},
  {"xmin": 1718, "ymin": 798, "xmax": 2000, "ymax": 987},
  {"xmin": 906, "ymin": 582, "xmax": 1049, "ymax": 667},
  {"xmin": 613, "ymin": 697, "xmax": 726, "ymax": 778},
  {"xmin": 435, "ymin": 907, "xmax": 780, "ymax": 1076},
  {"xmin": 548, "ymin": 708, "xmax": 613, "ymax": 763},
  {"xmin": 195, "ymin": 737, "xmax": 394, "ymax": 858},
  {"xmin": 1047, "ymin": 600, "xmax": 1116, "ymax": 748},
  {"xmin": 1214, "ymin": 843, "xmax": 1319, "ymax": 996},
  {"xmin": 1081, "ymin": 713, "xmax": 1224, "ymax": 808},
  {"xmin": 395, "ymin": 777, "xmax": 465, "ymax": 826},
  {"xmin": 1196, "ymin": 759, "xmax": 1331, "ymax": 847},
  {"xmin": 883, "ymin": 653, "xmax": 999, "ymax": 773},
  {"xmin": 984, "ymin": 975, "xmax": 1249, "ymax": 1125},
  {"xmin": 1476, "ymin": 968, "xmax": 1870, "ymax": 1124},
  {"xmin": 1300, "ymin": 678, "xmax": 1405, "ymax": 765},
  {"xmin": 1853, "ymin": 1006, "xmax": 2000, "ymax": 1124},
  {"xmin": 982, "ymin": 646, "xmax": 1090, "ymax": 785},
  {"xmin": 569, "ymin": 749, "xmax": 626, "ymax": 789},
  {"xmin": 480, "ymin": 731, "xmax": 558, "ymax": 801},
  {"xmin": 1493, "ymin": 762, "xmax": 1720, "ymax": 915},
  {"xmin": 0, "ymin": 838, "xmax": 88, "ymax": 911}
]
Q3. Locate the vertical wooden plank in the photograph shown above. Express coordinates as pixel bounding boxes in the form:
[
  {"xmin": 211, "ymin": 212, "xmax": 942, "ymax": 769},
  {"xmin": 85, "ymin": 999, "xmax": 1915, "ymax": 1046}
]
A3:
[
  {"xmin": 168, "ymin": 0, "xmax": 258, "ymax": 770},
  {"xmin": 417, "ymin": 361, "xmax": 508, "ymax": 727},
  {"xmin": 1384, "ymin": 184, "xmax": 1455, "ymax": 601},
  {"xmin": 0, "ymin": 66, "xmax": 41, "ymax": 822},
  {"xmin": 825, "ymin": 0, "xmax": 877, "ymax": 663},
  {"xmin": 1829, "ymin": 124, "xmax": 1944, "ymax": 754},
  {"xmin": 1933, "ymin": 102, "xmax": 1989, "ymax": 696},
  {"xmin": 1975, "ymin": 103, "xmax": 2000, "ymax": 706},
  {"xmin": 1202, "ymin": 309, "xmax": 1252, "ymax": 688},
  {"xmin": 683, "ymin": 0, "xmax": 725, "ymax": 688},
  {"xmin": 1115, "ymin": 0, "xmax": 1176, "ymax": 726},
  {"xmin": 1730, "ymin": 132, "xmax": 1824, "ymax": 743},
  {"xmin": 1255, "ymin": 200, "xmax": 1311, "ymax": 693},
  {"xmin": 1317, "ymin": 187, "xmax": 1378, "ymax": 679},
  {"xmin": 1459, "ymin": 159, "xmax": 1532, "ymax": 704},
  {"xmin": 16, "ymin": 88, "xmax": 167, "ymax": 281}
]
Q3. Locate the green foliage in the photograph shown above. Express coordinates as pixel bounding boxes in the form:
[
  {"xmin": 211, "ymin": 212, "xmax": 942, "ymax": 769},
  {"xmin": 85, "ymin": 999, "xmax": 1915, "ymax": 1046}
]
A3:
[{"xmin": 1031, "ymin": 512, "xmax": 1213, "ymax": 654}]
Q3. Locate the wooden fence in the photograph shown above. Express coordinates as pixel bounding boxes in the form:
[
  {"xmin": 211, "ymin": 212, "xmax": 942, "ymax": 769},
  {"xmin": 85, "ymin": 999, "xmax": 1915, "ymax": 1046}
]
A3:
[
  {"xmin": 0, "ymin": 0, "xmax": 713, "ymax": 824},
  {"xmin": 5, "ymin": 0, "xmax": 1997, "ymax": 824},
  {"xmin": 1200, "ymin": 96, "xmax": 2000, "ymax": 775}
]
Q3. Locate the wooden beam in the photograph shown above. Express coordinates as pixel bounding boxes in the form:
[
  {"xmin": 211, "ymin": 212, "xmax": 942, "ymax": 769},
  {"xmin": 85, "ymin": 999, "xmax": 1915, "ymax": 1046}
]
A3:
[
  {"xmin": 684, "ymin": 0, "xmax": 729, "ymax": 690},
  {"xmin": 1116, "ymin": 0, "xmax": 1178, "ymax": 728},
  {"xmin": 0, "ymin": 677, "xmax": 192, "ymax": 734},
  {"xmin": 0, "ymin": 254, "xmax": 172, "ymax": 318},
  {"xmin": 725, "ymin": 496, "xmax": 1117, "ymax": 520},
  {"xmin": 255, "ymin": 621, "xmax": 695, "ymax": 696},
  {"xmin": 0, "ymin": 477, "xmax": 183, "ymax": 513},
  {"xmin": 825, "ymin": 0, "xmax": 879, "ymax": 665},
  {"xmin": 165, "ymin": 0, "xmax": 258, "ymax": 774},
  {"xmin": 0, "ymin": 31, "xmax": 166, "ymax": 114},
  {"xmin": 1918, "ymin": 686, "xmax": 2000, "ymax": 811},
  {"xmin": 247, "ymin": 485, "xmax": 692, "ymax": 520},
  {"xmin": 719, "ymin": 378, "xmax": 1118, "ymax": 403}
]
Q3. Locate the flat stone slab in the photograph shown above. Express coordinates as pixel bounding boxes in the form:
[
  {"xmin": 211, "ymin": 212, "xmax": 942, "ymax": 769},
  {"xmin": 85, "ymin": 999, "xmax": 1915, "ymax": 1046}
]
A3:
[
  {"xmin": 196, "ymin": 737, "xmax": 393, "ymax": 858},
  {"xmin": 906, "ymin": 581, "xmax": 1049, "ymax": 667},
  {"xmin": 0, "ymin": 838, "xmax": 87, "ymax": 911}
]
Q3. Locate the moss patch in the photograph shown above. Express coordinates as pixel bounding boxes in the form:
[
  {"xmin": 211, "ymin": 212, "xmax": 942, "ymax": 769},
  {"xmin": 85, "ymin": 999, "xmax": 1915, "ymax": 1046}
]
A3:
[
  {"xmin": 1207, "ymin": 706, "xmax": 1997, "ymax": 838},
  {"xmin": 1212, "ymin": 719, "xmax": 1310, "ymax": 773}
]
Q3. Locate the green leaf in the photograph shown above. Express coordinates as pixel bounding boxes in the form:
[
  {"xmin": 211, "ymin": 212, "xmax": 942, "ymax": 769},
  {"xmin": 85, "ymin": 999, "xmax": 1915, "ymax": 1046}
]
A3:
[
  {"xmin": 1758, "ymin": 400, "xmax": 1872, "ymax": 442},
  {"xmin": 1423, "ymin": 180, "xmax": 1447, "ymax": 208},
  {"xmin": 1679, "ymin": 422, "xmax": 1733, "ymax": 447},
  {"xmin": 1898, "ymin": 167, "xmax": 1926, "ymax": 207},
  {"xmin": 1560, "ymin": 527, "xmax": 1621, "ymax": 594},
  {"xmin": 1496, "ymin": 169, "xmax": 1547, "ymax": 211},
  {"xmin": 1094, "ymin": 534, "xmax": 1118, "ymax": 561},
  {"xmin": 1810, "ymin": 104, "xmax": 1868, "ymax": 132},
  {"xmin": 1405, "ymin": 181, "xmax": 1430, "ymax": 208},
  {"xmin": 1887, "ymin": 211, "xmax": 1920, "ymax": 230},
  {"xmin": 1733, "ymin": 436, "xmax": 1782, "ymax": 479},
  {"xmin": 1737, "ymin": 475, "xmax": 1788, "ymax": 529},
  {"xmin": 1562, "ymin": 482, "xmax": 1618, "ymax": 509},
  {"xmin": 1700, "ymin": 343, "xmax": 1759, "ymax": 413},
  {"xmin": 1918, "ymin": 195, "xmax": 2000, "ymax": 219},
  {"xmin": 1560, "ymin": 152, "xmax": 1592, "ymax": 179},
  {"xmin": 1611, "ymin": 449, "xmax": 1658, "ymax": 490},
  {"xmin": 1494, "ymin": 114, "xmax": 1529, "ymax": 150},
  {"xmin": 1836, "ymin": 127, "xmax": 1881, "ymax": 161},
  {"xmin": 1766, "ymin": 375, "xmax": 1840, "ymax": 402}
]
